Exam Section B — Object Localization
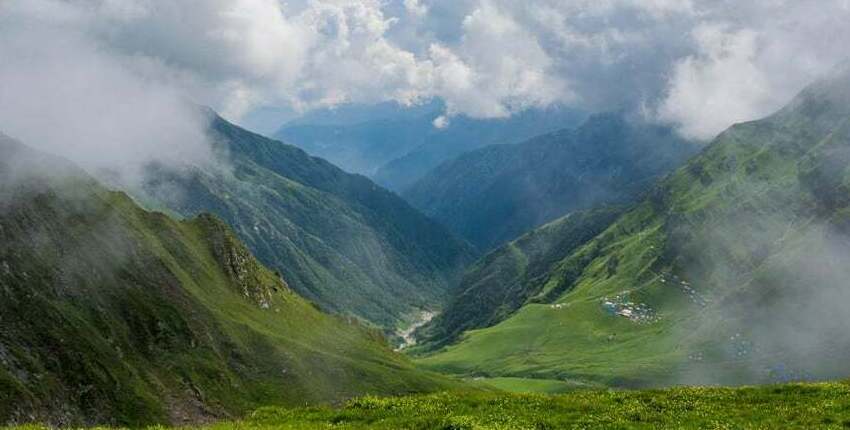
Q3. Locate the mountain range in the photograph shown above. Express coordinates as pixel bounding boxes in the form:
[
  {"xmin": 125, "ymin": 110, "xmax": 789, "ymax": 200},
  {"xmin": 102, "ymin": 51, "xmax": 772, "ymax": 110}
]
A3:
[
  {"xmin": 275, "ymin": 102, "xmax": 586, "ymax": 191},
  {"xmin": 404, "ymin": 112, "xmax": 700, "ymax": 250},
  {"xmin": 140, "ymin": 113, "xmax": 474, "ymax": 329},
  {"xmin": 6, "ymin": 49, "xmax": 850, "ymax": 429},
  {"xmin": 0, "ymin": 137, "xmax": 455, "ymax": 426},
  {"xmin": 415, "ymin": 68, "xmax": 850, "ymax": 387}
]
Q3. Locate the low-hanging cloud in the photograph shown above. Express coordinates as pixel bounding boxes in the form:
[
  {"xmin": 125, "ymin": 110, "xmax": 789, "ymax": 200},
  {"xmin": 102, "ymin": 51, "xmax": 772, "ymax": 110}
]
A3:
[
  {"xmin": 0, "ymin": 1, "xmax": 216, "ymax": 190},
  {"xmin": 656, "ymin": 1, "xmax": 850, "ymax": 139}
]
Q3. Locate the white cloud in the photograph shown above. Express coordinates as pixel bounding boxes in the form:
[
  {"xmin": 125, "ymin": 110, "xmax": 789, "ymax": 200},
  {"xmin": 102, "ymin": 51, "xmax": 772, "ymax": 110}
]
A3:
[
  {"xmin": 656, "ymin": 1, "xmax": 850, "ymax": 139},
  {"xmin": 8, "ymin": 0, "xmax": 571, "ymax": 125},
  {"xmin": 432, "ymin": 115, "xmax": 450, "ymax": 129},
  {"xmin": 446, "ymin": 0, "xmax": 570, "ymax": 116},
  {"xmin": 657, "ymin": 25, "xmax": 772, "ymax": 140},
  {"xmin": 403, "ymin": 0, "xmax": 428, "ymax": 18},
  {"xmin": 3, "ymin": 0, "xmax": 850, "ymax": 139},
  {"xmin": 0, "ymin": 1, "xmax": 215, "ymax": 189}
]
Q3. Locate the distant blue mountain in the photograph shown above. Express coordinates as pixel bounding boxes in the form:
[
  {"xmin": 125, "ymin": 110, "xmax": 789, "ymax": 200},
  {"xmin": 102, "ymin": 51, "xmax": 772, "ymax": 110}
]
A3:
[
  {"xmin": 403, "ymin": 112, "xmax": 700, "ymax": 250},
  {"xmin": 274, "ymin": 102, "xmax": 586, "ymax": 191}
]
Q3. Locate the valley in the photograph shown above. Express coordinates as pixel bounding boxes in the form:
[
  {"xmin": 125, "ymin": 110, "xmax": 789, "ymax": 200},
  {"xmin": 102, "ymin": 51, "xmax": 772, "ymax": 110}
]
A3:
[
  {"xmin": 0, "ymin": 137, "xmax": 457, "ymax": 426},
  {"xmin": 3, "ymin": 2, "xmax": 850, "ymax": 427},
  {"xmin": 6, "ymin": 70, "xmax": 850, "ymax": 425},
  {"xmin": 413, "ymin": 67, "xmax": 850, "ymax": 389},
  {"xmin": 394, "ymin": 311, "xmax": 437, "ymax": 351},
  {"xmin": 138, "ymin": 112, "xmax": 474, "ymax": 329}
]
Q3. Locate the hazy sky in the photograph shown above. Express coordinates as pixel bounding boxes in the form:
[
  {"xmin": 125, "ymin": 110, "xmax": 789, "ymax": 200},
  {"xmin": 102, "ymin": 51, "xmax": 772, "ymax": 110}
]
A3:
[{"xmin": 2, "ymin": 0, "xmax": 850, "ymax": 164}]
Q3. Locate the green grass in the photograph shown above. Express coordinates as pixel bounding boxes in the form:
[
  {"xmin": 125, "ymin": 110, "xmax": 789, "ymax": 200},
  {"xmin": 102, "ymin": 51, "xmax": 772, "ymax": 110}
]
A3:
[
  {"xmin": 414, "ymin": 207, "xmax": 624, "ymax": 352},
  {"xmin": 0, "ymin": 140, "xmax": 460, "ymax": 426},
  {"xmin": 416, "ymin": 214, "xmax": 694, "ymax": 386},
  {"xmin": 15, "ymin": 382, "xmax": 846, "ymax": 429},
  {"xmin": 474, "ymin": 377, "xmax": 592, "ymax": 394}
]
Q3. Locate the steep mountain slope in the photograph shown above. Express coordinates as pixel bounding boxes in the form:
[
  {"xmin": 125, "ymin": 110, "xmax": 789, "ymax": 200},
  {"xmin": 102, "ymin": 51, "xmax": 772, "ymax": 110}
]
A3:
[
  {"xmin": 404, "ymin": 113, "xmax": 698, "ymax": 250},
  {"xmin": 415, "ymin": 208, "xmax": 625, "ymax": 350},
  {"xmin": 417, "ymin": 69, "xmax": 850, "ymax": 387},
  {"xmin": 0, "ymin": 137, "xmax": 455, "ymax": 426},
  {"xmin": 276, "ymin": 103, "xmax": 585, "ymax": 190},
  {"xmin": 141, "ymin": 114, "xmax": 473, "ymax": 329}
]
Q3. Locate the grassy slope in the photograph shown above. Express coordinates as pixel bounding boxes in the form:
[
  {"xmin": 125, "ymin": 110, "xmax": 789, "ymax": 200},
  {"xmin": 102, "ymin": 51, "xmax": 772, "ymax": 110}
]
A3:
[
  {"xmin": 141, "ymin": 114, "xmax": 474, "ymax": 329},
  {"xmin": 403, "ymin": 113, "xmax": 698, "ymax": 250},
  {"xmin": 30, "ymin": 382, "xmax": 850, "ymax": 429},
  {"xmin": 0, "ymin": 139, "xmax": 457, "ymax": 426},
  {"xmin": 417, "ymin": 71, "xmax": 850, "ymax": 386},
  {"xmin": 414, "ymin": 207, "xmax": 624, "ymax": 351}
]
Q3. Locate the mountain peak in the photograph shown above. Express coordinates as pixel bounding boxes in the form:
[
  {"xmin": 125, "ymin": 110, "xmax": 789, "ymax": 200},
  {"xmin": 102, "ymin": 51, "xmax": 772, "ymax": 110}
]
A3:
[{"xmin": 774, "ymin": 63, "xmax": 850, "ymax": 126}]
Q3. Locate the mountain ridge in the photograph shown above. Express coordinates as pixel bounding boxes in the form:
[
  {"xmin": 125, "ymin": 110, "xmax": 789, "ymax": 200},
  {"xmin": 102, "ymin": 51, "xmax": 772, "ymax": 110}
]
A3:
[
  {"xmin": 416, "ymin": 69, "xmax": 850, "ymax": 387},
  {"xmin": 140, "ymin": 113, "xmax": 475, "ymax": 329},
  {"xmin": 403, "ymin": 112, "xmax": 699, "ymax": 250},
  {"xmin": 276, "ymin": 104, "xmax": 586, "ymax": 191},
  {"xmin": 0, "ymin": 137, "xmax": 457, "ymax": 426}
]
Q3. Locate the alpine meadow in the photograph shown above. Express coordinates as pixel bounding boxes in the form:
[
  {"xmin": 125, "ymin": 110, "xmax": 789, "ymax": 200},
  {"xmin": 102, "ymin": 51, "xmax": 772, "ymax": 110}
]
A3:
[{"xmin": 3, "ymin": 1, "xmax": 850, "ymax": 429}]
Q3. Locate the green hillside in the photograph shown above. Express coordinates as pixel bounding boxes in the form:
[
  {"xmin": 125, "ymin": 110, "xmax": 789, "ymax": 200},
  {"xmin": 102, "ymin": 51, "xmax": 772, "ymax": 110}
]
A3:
[
  {"xmin": 414, "ymin": 207, "xmax": 624, "ymax": 351},
  {"xmin": 140, "ymin": 114, "xmax": 474, "ymax": 330},
  {"xmin": 403, "ymin": 113, "xmax": 698, "ymax": 250},
  {"xmin": 0, "ymin": 138, "xmax": 456, "ymax": 426},
  {"xmin": 417, "ymin": 69, "xmax": 850, "ymax": 387}
]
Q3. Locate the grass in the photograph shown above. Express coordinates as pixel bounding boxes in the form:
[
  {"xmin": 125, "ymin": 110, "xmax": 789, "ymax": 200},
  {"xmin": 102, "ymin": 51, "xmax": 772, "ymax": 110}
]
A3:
[
  {"xmin": 0, "ymin": 166, "xmax": 458, "ymax": 426},
  {"xmin": 416, "ymin": 216, "xmax": 693, "ymax": 386},
  {"xmin": 473, "ymin": 377, "xmax": 592, "ymax": 394},
  {"xmin": 11, "ymin": 382, "xmax": 849, "ymax": 429},
  {"xmin": 415, "ymin": 85, "xmax": 850, "ymax": 389}
]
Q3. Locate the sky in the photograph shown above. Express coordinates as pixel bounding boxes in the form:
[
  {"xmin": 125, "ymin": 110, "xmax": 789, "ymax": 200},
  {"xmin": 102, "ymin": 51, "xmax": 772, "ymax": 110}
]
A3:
[{"xmin": 1, "ymin": 0, "xmax": 850, "ymax": 175}]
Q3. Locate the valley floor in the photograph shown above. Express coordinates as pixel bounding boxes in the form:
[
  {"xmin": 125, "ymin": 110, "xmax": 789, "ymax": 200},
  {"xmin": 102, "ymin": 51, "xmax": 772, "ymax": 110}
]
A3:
[{"xmin": 13, "ymin": 381, "xmax": 849, "ymax": 429}]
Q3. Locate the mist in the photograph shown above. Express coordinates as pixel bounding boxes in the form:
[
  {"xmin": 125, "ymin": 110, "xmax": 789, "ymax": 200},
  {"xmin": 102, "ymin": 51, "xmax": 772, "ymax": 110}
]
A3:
[
  {"xmin": 0, "ymin": 1, "xmax": 216, "ymax": 192},
  {"xmin": 672, "ymin": 217, "xmax": 850, "ymax": 385},
  {"xmin": 662, "ymin": 81, "xmax": 850, "ymax": 385}
]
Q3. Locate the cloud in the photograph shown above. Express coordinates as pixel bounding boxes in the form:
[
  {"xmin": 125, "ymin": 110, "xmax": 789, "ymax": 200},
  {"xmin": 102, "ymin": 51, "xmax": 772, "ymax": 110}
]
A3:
[
  {"xmin": 0, "ymin": 1, "xmax": 215, "ymax": 190},
  {"xmin": 657, "ymin": 24, "xmax": 772, "ymax": 140},
  {"xmin": 3, "ymin": 0, "xmax": 850, "ymax": 139},
  {"xmin": 403, "ymin": 0, "xmax": 428, "ymax": 18},
  {"xmin": 418, "ymin": 0, "xmax": 850, "ymax": 138},
  {"xmin": 0, "ymin": 0, "xmax": 570, "ymax": 126},
  {"xmin": 432, "ymin": 115, "xmax": 450, "ymax": 129},
  {"xmin": 434, "ymin": 0, "xmax": 571, "ymax": 118},
  {"xmin": 656, "ymin": 1, "xmax": 850, "ymax": 139}
]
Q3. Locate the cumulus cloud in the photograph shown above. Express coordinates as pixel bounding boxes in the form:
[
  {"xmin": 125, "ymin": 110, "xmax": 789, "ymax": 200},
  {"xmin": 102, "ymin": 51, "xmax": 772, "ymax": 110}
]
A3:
[
  {"xmin": 432, "ymin": 115, "xmax": 450, "ymax": 129},
  {"xmin": 416, "ymin": 0, "xmax": 850, "ymax": 138},
  {"xmin": 656, "ymin": 1, "xmax": 850, "ymax": 139},
  {"xmin": 432, "ymin": 0, "xmax": 571, "ymax": 118},
  {"xmin": 3, "ymin": 0, "xmax": 850, "ymax": 142},
  {"xmin": 657, "ymin": 25, "xmax": 772, "ymax": 140}
]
